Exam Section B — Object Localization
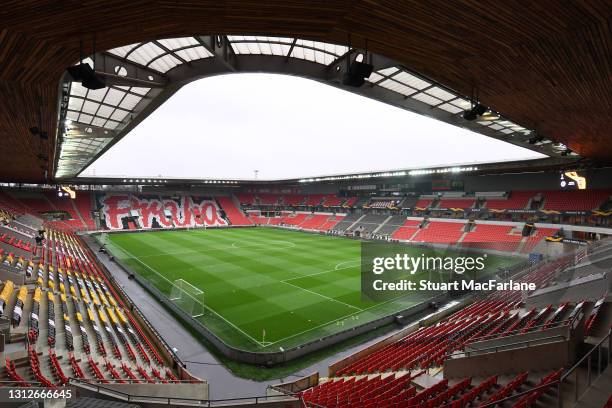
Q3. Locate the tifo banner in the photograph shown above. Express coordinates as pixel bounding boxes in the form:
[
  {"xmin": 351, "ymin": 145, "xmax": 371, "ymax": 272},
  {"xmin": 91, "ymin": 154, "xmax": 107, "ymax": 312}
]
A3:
[{"xmin": 100, "ymin": 194, "xmax": 228, "ymax": 230}]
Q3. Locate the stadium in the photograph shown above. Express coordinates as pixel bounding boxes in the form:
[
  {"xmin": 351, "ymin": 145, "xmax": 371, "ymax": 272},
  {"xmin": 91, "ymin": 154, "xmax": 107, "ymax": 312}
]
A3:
[{"xmin": 0, "ymin": 2, "xmax": 610, "ymax": 407}]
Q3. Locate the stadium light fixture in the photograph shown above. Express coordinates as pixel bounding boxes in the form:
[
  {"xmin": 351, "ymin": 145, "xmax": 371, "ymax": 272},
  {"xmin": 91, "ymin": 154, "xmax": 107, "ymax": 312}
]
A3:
[
  {"xmin": 462, "ymin": 103, "xmax": 487, "ymax": 121},
  {"xmin": 66, "ymin": 38, "xmax": 106, "ymax": 90},
  {"xmin": 528, "ymin": 136, "xmax": 544, "ymax": 145},
  {"xmin": 480, "ymin": 111, "xmax": 500, "ymax": 121},
  {"xmin": 341, "ymin": 37, "xmax": 373, "ymax": 87}
]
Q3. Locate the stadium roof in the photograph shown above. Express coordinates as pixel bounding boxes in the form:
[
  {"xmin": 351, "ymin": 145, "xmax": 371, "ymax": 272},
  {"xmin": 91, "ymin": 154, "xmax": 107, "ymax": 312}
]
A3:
[
  {"xmin": 78, "ymin": 73, "xmax": 548, "ymax": 181},
  {"xmin": 1, "ymin": 2, "xmax": 610, "ymax": 182},
  {"xmin": 59, "ymin": 35, "xmax": 548, "ymax": 180}
]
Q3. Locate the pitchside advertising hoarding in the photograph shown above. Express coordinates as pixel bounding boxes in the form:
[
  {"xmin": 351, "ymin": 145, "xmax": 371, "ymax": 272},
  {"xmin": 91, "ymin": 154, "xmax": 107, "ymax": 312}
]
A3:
[{"xmin": 360, "ymin": 242, "xmax": 535, "ymax": 302}]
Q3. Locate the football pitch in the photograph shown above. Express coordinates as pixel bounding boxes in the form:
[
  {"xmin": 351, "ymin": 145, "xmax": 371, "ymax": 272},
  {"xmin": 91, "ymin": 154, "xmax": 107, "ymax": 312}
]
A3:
[{"xmin": 103, "ymin": 227, "xmax": 519, "ymax": 352}]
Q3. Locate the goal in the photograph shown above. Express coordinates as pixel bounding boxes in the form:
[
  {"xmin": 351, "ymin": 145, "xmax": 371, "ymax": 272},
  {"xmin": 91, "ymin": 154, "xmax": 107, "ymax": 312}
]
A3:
[
  {"xmin": 99, "ymin": 232, "xmax": 109, "ymax": 246},
  {"xmin": 169, "ymin": 278, "xmax": 206, "ymax": 318}
]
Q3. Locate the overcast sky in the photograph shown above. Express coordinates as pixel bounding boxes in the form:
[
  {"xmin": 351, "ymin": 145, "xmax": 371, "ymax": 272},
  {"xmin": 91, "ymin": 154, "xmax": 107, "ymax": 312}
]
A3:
[{"xmin": 81, "ymin": 73, "xmax": 546, "ymax": 180}]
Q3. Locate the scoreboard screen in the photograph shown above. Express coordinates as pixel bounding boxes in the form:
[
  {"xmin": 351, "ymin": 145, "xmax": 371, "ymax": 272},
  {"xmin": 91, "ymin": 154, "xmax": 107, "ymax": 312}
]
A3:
[{"xmin": 559, "ymin": 171, "xmax": 587, "ymax": 190}]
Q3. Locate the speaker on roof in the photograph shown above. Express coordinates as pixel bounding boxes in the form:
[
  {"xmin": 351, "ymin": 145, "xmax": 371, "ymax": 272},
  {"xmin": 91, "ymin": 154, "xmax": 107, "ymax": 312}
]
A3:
[
  {"xmin": 342, "ymin": 61, "xmax": 374, "ymax": 87},
  {"xmin": 66, "ymin": 63, "xmax": 106, "ymax": 90}
]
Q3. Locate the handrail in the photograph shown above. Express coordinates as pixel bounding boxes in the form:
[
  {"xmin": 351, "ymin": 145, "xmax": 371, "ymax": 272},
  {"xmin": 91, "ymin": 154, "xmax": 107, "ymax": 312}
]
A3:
[
  {"xmin": 267, "ymin": 385, "xmax": 313, "ymax": 408},
  {"xmin": 450, "ymin": 334, "xmax": 568, "ymax": 358},
  {"xmin": 82, "ymin": 235, "xmax": 183, "ymax": 367},
  {"xmin": 477, "ymin": 327, "xmax": 611, "ymax": 408},
  {"xmin": 560, "ymin": 327, "xmax": 611, "ymax": 382},
  {"xmin": 0, "ymin": 380, "xmax": 43, "ymax": 385},
  {"xmin": 464, "ymin": 318, "xmax": 572, "ymax": 344},
  {"xmin": 66, "ymin": 377, "xmax": 203, "ymax": 384},
  {"xmin": 70, "ymin": 377, "xmax": 298, "ymax": 406}
]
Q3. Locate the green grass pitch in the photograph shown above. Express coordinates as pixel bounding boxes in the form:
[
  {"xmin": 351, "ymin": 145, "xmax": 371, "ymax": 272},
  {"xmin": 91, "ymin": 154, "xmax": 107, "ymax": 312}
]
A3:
[{"xmin": 103, "ymin": 227, "xmax": 519, "ymax": 352}]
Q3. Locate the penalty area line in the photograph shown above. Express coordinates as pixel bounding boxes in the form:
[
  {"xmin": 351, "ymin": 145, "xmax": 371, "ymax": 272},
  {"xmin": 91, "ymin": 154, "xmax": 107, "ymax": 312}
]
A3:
[
  {"xmin": 116, "ymin": 245, "xmax": 265, "ymax": 348},
  {"xmin": 262, "ymin": 293, "xmax": 411, "ymax": 348},
  {"xmin": 282, "ymin": 262, "xmax": 360, "ymax": 282},
  {"xmin": 280, "ymin": 280, "xmax": 362, "ymax": 312}
]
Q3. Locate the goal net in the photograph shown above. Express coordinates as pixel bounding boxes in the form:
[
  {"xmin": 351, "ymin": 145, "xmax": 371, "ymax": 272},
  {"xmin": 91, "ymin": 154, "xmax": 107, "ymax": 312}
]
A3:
[{"xmin": 169, "ymin": 278, "xmax": 205, "ymax": 318}]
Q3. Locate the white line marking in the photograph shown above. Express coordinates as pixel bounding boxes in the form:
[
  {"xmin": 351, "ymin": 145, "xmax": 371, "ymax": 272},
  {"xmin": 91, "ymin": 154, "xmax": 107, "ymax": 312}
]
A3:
[
  {"xmin": 109, "ymin": 232, "xmax": 416, "ymax": 348},
  {"xmin": 282, "ymin": 263, "xmax": 359, "ymax": 282},
  {"xmin": 135, "ymin": 240, "xmax": 296, "ymax": 259},
  {"xmin": 334, "ymin": 259, "xmax": 361, "ymax": 270},
  {"xmin": 231, "ymin": 240, "xmax": 296, "ymax": 249},
  {"xmin": 114, "ymin": 245, "xmax": 264, "ymax": 347},
  {"xmin": 281, "ymin": 280, "xmax": 363, "ymax": 311},
  {"xmin": 262, "ymin": 293, "xmax": 412, "ymax": 348}
]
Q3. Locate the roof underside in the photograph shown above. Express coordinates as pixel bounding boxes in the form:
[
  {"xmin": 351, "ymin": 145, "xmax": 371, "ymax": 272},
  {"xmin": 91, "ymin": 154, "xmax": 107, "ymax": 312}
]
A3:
[
  {"xmin": 57, "ymin": 35, "xmax": 551, "ymax": 180},
  {"xmin": 0, "ymin": 1, "xmax": 610, "ymax": 182}
]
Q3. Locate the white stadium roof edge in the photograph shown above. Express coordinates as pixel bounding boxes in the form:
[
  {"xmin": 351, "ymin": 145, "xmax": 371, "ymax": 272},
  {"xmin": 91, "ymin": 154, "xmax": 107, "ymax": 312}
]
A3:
[{"xmin": 56, "ymin": 35, "xmax": 565, "ymax": 181}]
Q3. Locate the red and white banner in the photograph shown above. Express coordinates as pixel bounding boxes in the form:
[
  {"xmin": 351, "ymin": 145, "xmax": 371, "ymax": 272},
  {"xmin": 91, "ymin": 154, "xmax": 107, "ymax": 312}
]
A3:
[{"xmin": 100, "ymin": 194, "xmax": 228, "ymax": 230}]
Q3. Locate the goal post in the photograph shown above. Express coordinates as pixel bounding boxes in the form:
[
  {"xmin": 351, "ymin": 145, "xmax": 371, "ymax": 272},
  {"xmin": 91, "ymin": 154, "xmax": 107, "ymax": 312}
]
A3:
[
  {"xmin": 169, "ymin": 278, "xmax": 206, "ymax": 318},
  {"xmin": 99, "ymin": 232, "xmax": 109, "ymax": 246}
]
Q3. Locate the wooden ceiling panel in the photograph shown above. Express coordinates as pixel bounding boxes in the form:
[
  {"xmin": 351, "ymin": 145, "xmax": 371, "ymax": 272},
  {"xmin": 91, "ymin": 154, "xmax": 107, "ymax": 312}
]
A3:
[{"xmin": 0, "ymin": 1, "xmax": 610, "ymax": 182}]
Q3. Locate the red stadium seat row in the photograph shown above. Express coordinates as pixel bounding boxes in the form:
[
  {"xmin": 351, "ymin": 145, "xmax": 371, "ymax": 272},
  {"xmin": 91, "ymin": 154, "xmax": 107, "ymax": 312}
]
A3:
[
  {"xmin": 585, "ymin": 297, "xmax": 605, "ymax": 336},
  {"xmin": 249, "ymin": 212, "xmax": 344, "ymax": 231},
  {"xmin": 411, "ymin": 221, "xmax": 464, "ymax": 244},
  {"xmin": 217, "ymin": 196, "xmax": 253, "ymax": 225},
  {"xmin": 0, "ymin": 227, "xmax": 185, "ymax": 387},
  {"xmin": 485, "ymin": 191, "xmax": 535, "ymax": 210},
  {"xmin": 461, "ymin": 225, "xmax": 523, "ymax": 252},
  {"xmin": 333, "ymin": 255, "xmax": 577, "ymax": 379},
  {"xmin": 391, "ymin": 219, "xmax": 421, "ymax": 240},
  {"xmin": 511, "ymin": 369, "xmax": 563, "ymax": 408},
  {"xmin": 5, "ymin": 357, "xmax": 30, "ymax": 387},
  {"xmin": 336, "ymin": 300, "xmax": 516, "ymax": 376},
  {"xmin": 0, "ymin": 233, "xmax": 34, "ymax": 251},
  {"xmin": 235, "ymin": 193, "xmax": 357, "ymax": 207},
  {"xmin": 441, "ymin": 376, "xmax": 498, "ymax": 408},
  {"xmin": 301, "ymin": 372, "xmax": 418, "ymax": 408},
  {"xmin": 414, "ymin": 199, "xmax": 433, "ymax": 208},
  {"xmin": 437, "ymin": 199, "xmax": 475, "ymax": 209},
  {"xmin": 479, "ymin": 371, "xmax": 528, "ymax": 406},
  {"xmin": 541, "ymin": 189, "xmax": 611, "ymax": 211}
]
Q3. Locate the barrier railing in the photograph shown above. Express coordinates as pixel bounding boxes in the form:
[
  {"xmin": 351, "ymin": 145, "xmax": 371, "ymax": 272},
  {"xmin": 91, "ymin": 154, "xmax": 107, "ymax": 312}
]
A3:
[
  {"xmin": 475, "ymin": 328, "xmax": 611, "ymax": 408},
  {"xmin": 450, "ymin": 334, "xmax": 568, "ymax": 359},
  {"xmin": 70, "ymin": 377, "xmax": 298, "ymax": 407}
]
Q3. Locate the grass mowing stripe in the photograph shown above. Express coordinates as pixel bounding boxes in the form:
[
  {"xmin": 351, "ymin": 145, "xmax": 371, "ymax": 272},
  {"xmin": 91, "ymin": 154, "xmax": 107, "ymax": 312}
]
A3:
[
  {"xmin": 105, "ymin": 227, "xmax": 521, "ymax": 351},
  {"xmin": 263, "ymin": 292, "xmax": 413, "ymax": 348},
  {"xmin": 115, "ymin": 242, "xmax": 264, "ymax": 347},
  {"xmin": 281, "ymin": 262, "xmax": 360, "ymax": 282},
  {"xmin": 280, "ymin": 280, "xmax": 363, "ymax": 311}
]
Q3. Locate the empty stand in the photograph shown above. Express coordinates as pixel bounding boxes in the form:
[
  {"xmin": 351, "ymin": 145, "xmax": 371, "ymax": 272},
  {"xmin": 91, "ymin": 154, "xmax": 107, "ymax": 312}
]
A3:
[
  {"xmin": 461, "ymin": 224, "xmax": 523, "ymax": 252},
  {"xmin": 280, "ymin": 213, "xmax": 308, "ymax": 226},
  {"xmin": 299, "ymin": 214, "xmax": 332, "ymax": 230},
  {"xmin": 304, "ymin": 194, "xmax": 326, "ymax": 206},
  {"xmin": 0, "ymin": 225, "xmax": 193, "ymax": 389},
  {"xmin": 411, "ymin": 221, "xmax": 465, "ymax": 244},
  {"xmin": 235, "ymin": 193, "xmax": 255, "ymax": 205},
  {"xmin": 415, "ymin": 199, "xmax": 433, "ymax": 208},
  {"xmin": 281, "ymin": 194, "xmax": 305, "ymax": 206},
  {"xmin": 485, "ymin": 191, "xmax": 534, "ymax": 210},
  {"xmin": 438, "ymin": 198, "xmax": 475, "ymax": 209},
  {"xmin": 522, "ymin": 227, "xmax": 558, "ymax": 253},
  {"xmin": 541, "ymin": 190, "xmax": 611, "ymax": 211},
  {"xmin": 217, "ymin": 197, "xmax": 252, "ymax": 225},
  {"xmin": 322, "ymin": 195, "xmax": 345, "ymax": 207},
  {"xmin": 391, "ymin": 219, "xmax": 422, "ymax": 240}
]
